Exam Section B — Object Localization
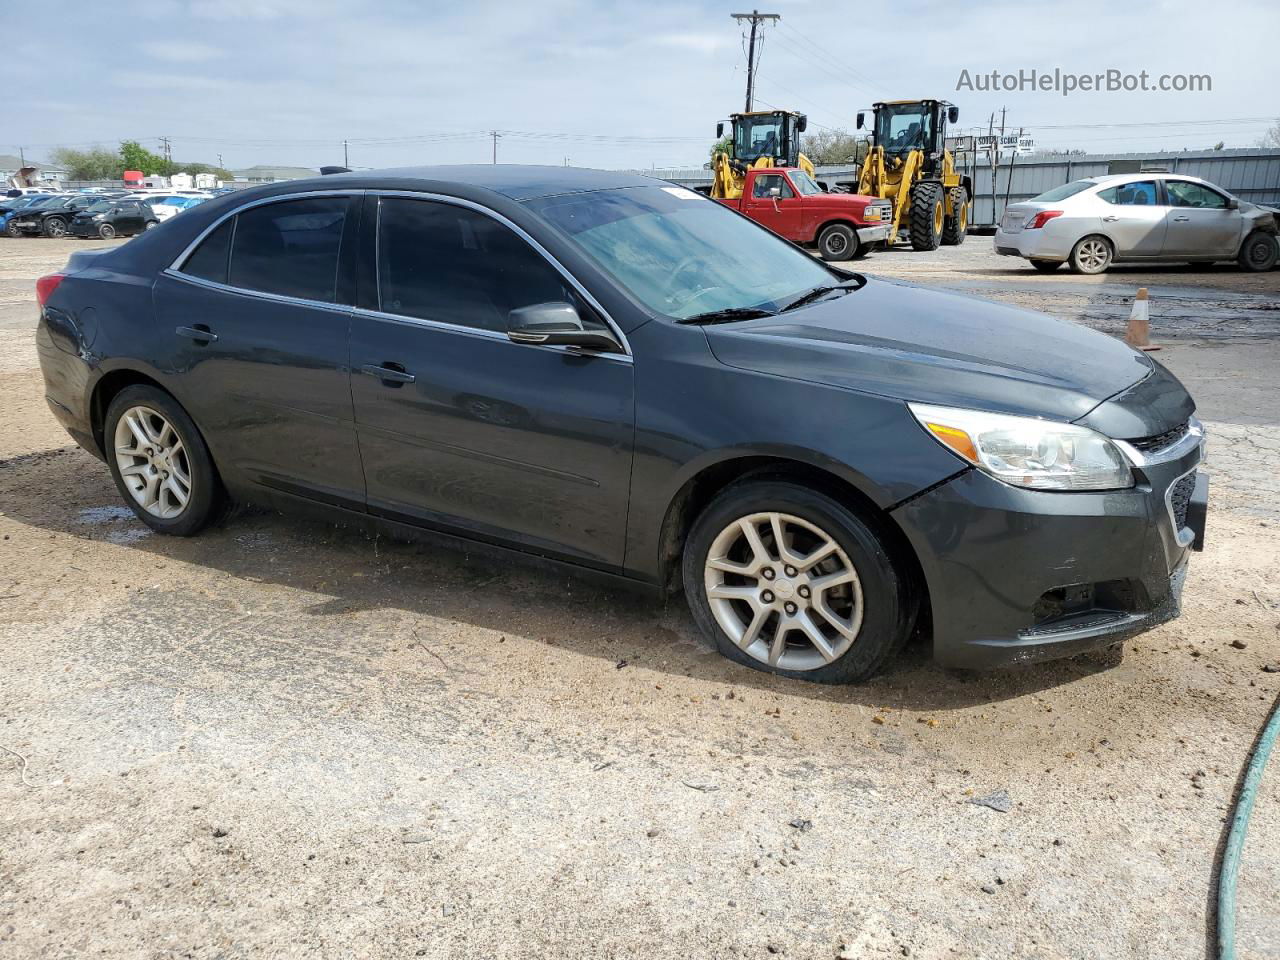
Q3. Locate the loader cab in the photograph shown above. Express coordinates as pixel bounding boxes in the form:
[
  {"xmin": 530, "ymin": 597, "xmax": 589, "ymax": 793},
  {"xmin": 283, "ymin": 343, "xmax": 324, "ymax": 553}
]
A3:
[
  {"xmin": 859, "ymin": 100, "xmax": 959, "ymax": 172},
  {"xmin": 718, "ymin": 110, "xmax": 808, "ymax": 168}
]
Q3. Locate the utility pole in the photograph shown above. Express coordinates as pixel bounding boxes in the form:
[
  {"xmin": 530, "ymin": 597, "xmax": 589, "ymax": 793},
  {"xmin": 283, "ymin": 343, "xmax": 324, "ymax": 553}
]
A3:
[
  {"xmin": 490, "ymin": 130, "xmax": 501, "ymax": 164},
  {"xmin": 160, "ymin": 137, "xmax": 172, "ymax": 166},
  {"xmin": 731, "ymin": 10, "xmax": 779, "ymax": 112},
  {"xmin": 343, "ymin": 140, "xmax": 349, "ymax": 167},
  {"xmin": 18, "ymin": 145, "xmax": 25, "ymax": 167},
  {"xmin": 217, "ymin": 153, "xmax": 223, "ymax": 169}
]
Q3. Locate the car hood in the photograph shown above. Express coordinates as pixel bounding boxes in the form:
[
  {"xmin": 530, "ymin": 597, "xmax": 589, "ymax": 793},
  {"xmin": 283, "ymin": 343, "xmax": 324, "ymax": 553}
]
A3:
[{"xmin": 702, "ymin": 277, "xmax": 1185, "ymax": 437}]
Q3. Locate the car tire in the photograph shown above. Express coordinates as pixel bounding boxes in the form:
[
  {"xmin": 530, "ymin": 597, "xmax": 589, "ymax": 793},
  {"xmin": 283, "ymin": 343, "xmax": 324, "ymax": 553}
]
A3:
[
  {"xmin": 1030, "ymin": 259, "xmax": 1061, "ymax": 273},
  {"xmin": 5, "ymin": 219, "xmax": 21, "ymax": 238},
  {"xmin": 145, "ymin": 220, "xmax": 158, "ymax": 231},
  {"xmin": 98, "ymin": 223, "xmax": 117, "ymax": 240},
  {"xmin": 104, "ymin": 385, "xmax": 224, "ymax": 537},
  {"xmin": 817, "ymin": 223, "xmax": 858, "ymax": 261},
  {"xmin": 1068, "ymin": 235, "xmax": 1113, "ymax": 274},
  {"xmin": 941, "ymin": 186, "xmax": 968, "ymax": 246},
  {"xmin": 908, "ymin": 181, "xmax": 944, "ymax": 251},
  {"xmin": 1237, "ymin": 231, "xmax": 1278, "ymax": 272},
  {"xmin": 43, "ymin": 217, "xmax": 67, "ymax": 238},
  {"xmin": 682, "ymin": 480, "xmax": 915, "ymax": 684}
]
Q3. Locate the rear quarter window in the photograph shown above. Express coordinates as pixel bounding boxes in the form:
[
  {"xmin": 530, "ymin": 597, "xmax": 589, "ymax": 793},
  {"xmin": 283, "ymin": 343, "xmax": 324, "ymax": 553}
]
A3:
[{"xmin": 180, "ymin": 218, "xmax": 234, "ymax": 285}]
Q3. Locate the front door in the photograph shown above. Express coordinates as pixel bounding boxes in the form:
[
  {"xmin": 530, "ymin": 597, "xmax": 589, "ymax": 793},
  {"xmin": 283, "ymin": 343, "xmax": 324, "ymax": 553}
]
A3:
[
  {"xmin": 1161, "ymin": 180, "xmax": 1242, "ymax": 258},
  {"xmin": 1095, "ymin": 179, "xmax": 1167, "ymax": 257},
  {"xmin": 743, "ymin": 172, "xmax": 804, "ymax": 239},
  {"xmin": 349, "ymin": 196, "xmax": 635, "ymax": 568},
  {"xmin": 154, "ymin": 194, "xmax": 365, "ymax": 506}
]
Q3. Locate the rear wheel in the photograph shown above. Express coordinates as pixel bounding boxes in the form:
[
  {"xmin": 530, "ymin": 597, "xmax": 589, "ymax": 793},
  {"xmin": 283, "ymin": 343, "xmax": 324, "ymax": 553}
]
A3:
[
  {"xmin": 1237, "ymin": 231, "xmax": 1278, "ymax": 272},
  {"xmin": 908, "ymin": 181, "xmax": 944, "ymax": 251},
  {"xmin": 1030, "ymin": 259, "xmax": 1061, "ymax": 273},
  {"xmin": 104, "ymin": 385, "xmax": 223, "ymax": 536},
  {"xmin": 941, "ymin": 186, "xmax": 968, "ymax": 245},
  {"xmin": 1068, "ymin": 235, "xmax": 1112, "ymax": 274},
  {"xmin": 682, "ymin": 480, "xmax": 914, "ymax": 684},
  {"xmin": 98, "ymin": 222, "xmax": 117, "ymax": 240},
  {"xmin": 43, "ymin": 217, "xmax": 68, "ymax": 238},
  {"xmin": 817, "ymin": 223, "xmax": 858, "ymax": 261}
]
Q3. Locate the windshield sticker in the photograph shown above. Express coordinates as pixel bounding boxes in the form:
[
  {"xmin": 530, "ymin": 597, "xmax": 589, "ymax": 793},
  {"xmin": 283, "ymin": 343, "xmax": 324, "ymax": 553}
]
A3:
[{"xmin": 661, "ymin": 187, "xmax": 701, "ymax": 200}]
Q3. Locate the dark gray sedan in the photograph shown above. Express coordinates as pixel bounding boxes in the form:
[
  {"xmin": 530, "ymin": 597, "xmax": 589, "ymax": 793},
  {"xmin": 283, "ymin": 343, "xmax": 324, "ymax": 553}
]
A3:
[{"xmin": 35, "ymin": 165, "xmax": 1206, "ymax": 682}]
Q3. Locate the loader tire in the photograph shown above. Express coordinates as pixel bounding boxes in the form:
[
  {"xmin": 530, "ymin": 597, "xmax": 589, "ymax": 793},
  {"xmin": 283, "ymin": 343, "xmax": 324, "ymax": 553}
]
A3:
[
  {"xmin": 941, "ymin": 187, "xmax": 968, "ymax": 246},
  {"xmin": 909, "ymin": 181, "xmax": 944, "ymax": 251}
]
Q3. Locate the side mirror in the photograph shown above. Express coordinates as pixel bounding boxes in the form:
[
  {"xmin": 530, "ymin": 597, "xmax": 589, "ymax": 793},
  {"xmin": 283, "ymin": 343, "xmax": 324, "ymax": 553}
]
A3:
[
  {"xmin": 948, "ymin": 105, "xmax": 960, "ymax": 124},
  {"xmin": 796, "ymin": 114, "xmax": 808, "ymax": 133},
  {"xmin": 507, "ymin": 302, "xmax": 621, "ymax": 353},
  {"xmin": 768, "ymin": 186, "xmax": 782, "ymax": 198},
  {"xmin": 716, "ymin": 122, "xmax": 724, "ymax": 140},
  {"xmin": 1227, "ymin": 196, "xmax": 1240, "ymax": 210},
  {"xmin": 856, "ymin": 112, "xmax": 865, "ymax": 130}
]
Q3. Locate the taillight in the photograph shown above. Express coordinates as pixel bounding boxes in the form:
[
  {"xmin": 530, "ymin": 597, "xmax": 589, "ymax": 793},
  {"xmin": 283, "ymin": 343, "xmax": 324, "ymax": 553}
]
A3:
[
  {"xmin": 36, "ymin": 273, "xmax": 66, "ymax": 307},
  {"xmin": 1025, "ymin": 210, "xmax": 1063, "ymax": 230}
]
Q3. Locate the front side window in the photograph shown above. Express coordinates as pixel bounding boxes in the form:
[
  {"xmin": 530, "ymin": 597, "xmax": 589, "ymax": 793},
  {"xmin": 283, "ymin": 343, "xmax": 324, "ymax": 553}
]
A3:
[
  {"xmin": 527, "ymin": 186, "xmax": 834, "ymax": 320},
  {"xmin": 228, "ymin": 196, "xmax": 349, "ymax": 303},
  {"xmin": 1166, "ymin": 181, "xmax": 1229, "ymax": 209},
  {"xmin": 377, "ymin": 197, "xmax": 597, "ymax": 334},
  {"xmin": 1098, "ymin": 181, "xmax": 1159, "ymax": 206},
  {"xmin": 752, "ymin": 174, "xmax": 794, "ymax": 199}
]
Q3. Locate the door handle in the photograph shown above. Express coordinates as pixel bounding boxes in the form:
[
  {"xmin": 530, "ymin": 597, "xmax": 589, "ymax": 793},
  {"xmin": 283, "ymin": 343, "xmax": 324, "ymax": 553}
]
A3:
[
  {"xmin": 1101, "ymin": 215, "xmax": 1119, "ymax": 222},
  {"xmin": 1172, "ymin": 215, "xmax": 1190, "ymax": 221},
  {"xmin": 176, "ymin": 325, "xmax": 218, "ymax": 343},
  {"xmin": 360, "ymin": 362, "xmax": 416, "ymax": 384}
]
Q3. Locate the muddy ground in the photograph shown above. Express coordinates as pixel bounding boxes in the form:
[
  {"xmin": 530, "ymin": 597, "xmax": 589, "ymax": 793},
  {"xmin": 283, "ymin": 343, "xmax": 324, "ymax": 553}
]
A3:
[{"xmin": 1, "ymin": 236, "xmax": 1278, "ymax": 960}]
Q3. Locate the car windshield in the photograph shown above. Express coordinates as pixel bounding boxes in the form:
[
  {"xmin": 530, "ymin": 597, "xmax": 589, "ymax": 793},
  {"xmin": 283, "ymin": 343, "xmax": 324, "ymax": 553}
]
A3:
[
  {"xmin": 1031, "ymin": 180, "xmax": 1095, "ymax": 202},
  {"xmin": 876, "ymin": 103, "xmax": 932, "ymax": 155},
  {"xmin": 789, "ymin": 170, "xmax": 823, "ymax": 196},
  {"xmin": 526, "ymin": 185, "xmax": 836, "ymax": 320},
  {"xmin": 734, "ymin": 114, "xmax": 787, "ymax": 163}
]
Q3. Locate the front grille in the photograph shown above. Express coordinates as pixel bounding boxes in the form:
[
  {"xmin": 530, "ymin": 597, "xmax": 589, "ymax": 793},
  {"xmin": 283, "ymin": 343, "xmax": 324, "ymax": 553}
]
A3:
[
  {"xmin": 1130, "ymin": 421, "xmax": 1189, "ymax": 454},
  {"xmin": 1169, "ymin": 472, "xmax": 1196, "ymax": 530}
]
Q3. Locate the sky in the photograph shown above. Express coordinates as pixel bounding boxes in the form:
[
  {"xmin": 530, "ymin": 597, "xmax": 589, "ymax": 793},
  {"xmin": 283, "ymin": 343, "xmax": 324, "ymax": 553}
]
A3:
[{"xmin": 5, "ymin": 0, "xmax": 1277, "ymax": 173}]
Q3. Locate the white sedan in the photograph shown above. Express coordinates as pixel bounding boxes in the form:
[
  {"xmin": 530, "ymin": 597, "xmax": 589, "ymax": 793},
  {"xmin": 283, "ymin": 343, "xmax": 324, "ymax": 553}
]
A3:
[
  {"xmin": 995, "ymin": 173, "xmax": 1279, "ymax": 274},
  {"xmin": 146, "ymin": 195, "xmax": 209, "ymax": 222}
]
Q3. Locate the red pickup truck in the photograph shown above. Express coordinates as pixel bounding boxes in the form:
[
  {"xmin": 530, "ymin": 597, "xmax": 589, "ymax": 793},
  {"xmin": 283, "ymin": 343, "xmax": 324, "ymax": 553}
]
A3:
[{"xmin": 717, "ymin": 167, "xmax": 893, "ymax": 261}]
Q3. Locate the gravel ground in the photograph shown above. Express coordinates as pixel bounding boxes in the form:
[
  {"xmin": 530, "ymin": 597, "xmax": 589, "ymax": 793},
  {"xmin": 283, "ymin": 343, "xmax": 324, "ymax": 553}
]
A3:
[{"xmin": 1, "ymin": 236, "xmax": 1278, "ymax": 960}]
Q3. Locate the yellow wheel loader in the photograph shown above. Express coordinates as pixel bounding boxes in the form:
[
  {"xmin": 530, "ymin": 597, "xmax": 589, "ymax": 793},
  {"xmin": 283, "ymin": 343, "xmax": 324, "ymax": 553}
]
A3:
[
  {"xmin": 855, "ymin": 99, "xmax": 971, "ymax": 251},
  {"xmin": 711, "ymin": 110, "xmax": 816, "ymax": 200}
]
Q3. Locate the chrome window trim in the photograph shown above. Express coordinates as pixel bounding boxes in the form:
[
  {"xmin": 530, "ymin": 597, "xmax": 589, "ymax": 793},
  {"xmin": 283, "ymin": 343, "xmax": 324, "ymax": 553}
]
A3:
[
  {"xmin": 366, "ymin": 189, "xmax": 631, "ymax": 358},
  {"xmin": 1114, "ymin": 417, "xmax": 1204, "ymax": 468},
  {"xmin": 160, "ymin": 268, "xmax": 354, "ymax": 316}
]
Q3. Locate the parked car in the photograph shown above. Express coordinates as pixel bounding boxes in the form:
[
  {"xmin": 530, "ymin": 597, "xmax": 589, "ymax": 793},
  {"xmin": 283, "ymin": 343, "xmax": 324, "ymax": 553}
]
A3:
[
  {"xmin": 148, "ymin": 195, "xmax": 208, "ymax": 222},
  {"xmin": 1, "ymin": 194, "xmax": 50, "ymax": 235},
  {"xmin": 715, "ymin": 166, "xmax": 893, "ymax": 260},
  {"xmin": 6, "ymin": 194, "xmax": 101, "ymax": 237},
  {"xmin": 35, "ymin": 166, "xmax": 1207, "ymax": 683},
  {"xmin": 68, "ymin": 198, "xmax": 159, "ymax": 239},
  {"xmin": 995, "ymin": 173, "xmax": 1279, "ymax": 274},
  {"xmin": 3, "ymin": 194, "xmax": 67, "ymax": 236}
]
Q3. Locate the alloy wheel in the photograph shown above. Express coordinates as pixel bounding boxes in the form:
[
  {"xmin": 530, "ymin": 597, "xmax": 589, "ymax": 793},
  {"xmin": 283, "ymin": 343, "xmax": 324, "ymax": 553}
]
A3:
[
  {"xmin": 1076, "ymin": 239, "xmax": 1109, "ymax": 271},
  {"xmin": 114, "ymin": 406, "xmax": 193, "ymax": 519},
  {"xmin": 703, "ymin": 511, "xmax": 864, "ymax": 671}
]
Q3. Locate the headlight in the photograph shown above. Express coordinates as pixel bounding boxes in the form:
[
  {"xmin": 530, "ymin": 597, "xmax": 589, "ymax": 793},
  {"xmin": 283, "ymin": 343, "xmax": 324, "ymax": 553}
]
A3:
[
  {"xmin": 91, "ymin": 214, "xmax": 105, "ymax": 220},
  {"xmin": 863, "ymin": 206, "xmax": 882, "ymax": 221},
  {"xmin": 909, "ymin": 403, "xmax": 1133, "ymax": 491}
]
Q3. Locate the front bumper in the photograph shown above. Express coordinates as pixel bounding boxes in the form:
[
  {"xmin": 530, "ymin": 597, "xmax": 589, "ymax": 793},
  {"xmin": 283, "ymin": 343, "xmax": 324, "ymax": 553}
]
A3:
[
  {"xmin": 892, "ymin": 431, "xmax": 1206, "ymax": 669},
  {"xmin": 856, "ymin": 223, "xmax": 891, "ymax": 244}
]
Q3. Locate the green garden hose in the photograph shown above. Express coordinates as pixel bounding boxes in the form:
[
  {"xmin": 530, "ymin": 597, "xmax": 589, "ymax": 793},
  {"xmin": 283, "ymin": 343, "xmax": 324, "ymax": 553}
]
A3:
[{"xmin": 1217, "ymin": 692, "xmax": 1280, "ymax": 959}]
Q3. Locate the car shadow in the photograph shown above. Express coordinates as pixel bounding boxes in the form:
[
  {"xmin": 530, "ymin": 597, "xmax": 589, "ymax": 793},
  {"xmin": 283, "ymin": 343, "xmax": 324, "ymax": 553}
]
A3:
[{"xmin": 0, "ymin": 444, "xmax": 1128, "ymax": 712}]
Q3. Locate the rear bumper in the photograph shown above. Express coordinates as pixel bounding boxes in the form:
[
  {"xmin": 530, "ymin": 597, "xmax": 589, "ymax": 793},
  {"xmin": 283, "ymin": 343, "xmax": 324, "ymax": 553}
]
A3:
[
  {"xmin": 892, "ymin": 436, "xmax": 1206, "ymax": 669},
  {"xmin": 993, "ymin": 227, "xmax": 1073, "ymax": 262},
  {"xmin": 856, "ymin": 224, "xmax": 891, "ymax": 244}
]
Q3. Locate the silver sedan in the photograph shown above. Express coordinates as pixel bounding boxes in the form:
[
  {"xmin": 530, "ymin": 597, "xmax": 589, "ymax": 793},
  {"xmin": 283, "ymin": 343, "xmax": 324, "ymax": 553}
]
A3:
[{"xmin": 994, "ymin": 173, "xmax": 1279, "ymax": 274}]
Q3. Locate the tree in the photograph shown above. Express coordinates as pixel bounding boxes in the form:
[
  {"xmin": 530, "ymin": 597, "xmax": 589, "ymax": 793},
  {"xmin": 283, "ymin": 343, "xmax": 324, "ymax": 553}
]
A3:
[
  {"xmin": 1212, "ymin": 140, "xmax": 1225, "ymax": 151},
  {"xmin": 709, "ymin": 135, "xmax": 732, "ymax": 161},
  {"xmin": 1258, "ymin": 121, "xmax": 1280, "ymax": 149},
  {"xmin": 175, "ymin": 161, "xmax": 235, "ymax": 181},
  {"xmin": 119, "ymin": 140, "xmax": 175, "ymax": 176},
  {"xmin": 800, "ymin": 129, "xmax": 866, "ymax": 166},
  {"xmin": 49, "ymin": 145, "xmax": 124, "ymax": 181}
]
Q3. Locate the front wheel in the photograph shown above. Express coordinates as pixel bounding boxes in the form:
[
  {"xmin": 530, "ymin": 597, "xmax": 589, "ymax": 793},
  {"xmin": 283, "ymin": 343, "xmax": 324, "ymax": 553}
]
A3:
[
  {"xmin": 682, "ymin": 481, "xmax": 915, "ymax": 684},
  {"xmin": 104, "ymin": 385, "xmax": 223, "ymax": 536},
  {"xmin": 1238, "ymin": 231, "xmax": 1278, "ymax": 272},
  {"xmin": 817, "ymin": 223, "xmax": 859, "ymax": 261},
  {"xmin": 43, "ymin": 217, "xmax": 68, "ymax": 238},
  {"xmin": 908, "ymin": 181, "xmax": 944, "ymax": 251},
  {"xmin": 98, "ymin": 222, "xmax": 117, "ymax": 240},
  {"xmin": 1068, "ymin": 235, "xmax": 1112, "ymax": 274},
  {"xmin": 5, "ymin": 219, "xmax": 21, "ymax": 238}
]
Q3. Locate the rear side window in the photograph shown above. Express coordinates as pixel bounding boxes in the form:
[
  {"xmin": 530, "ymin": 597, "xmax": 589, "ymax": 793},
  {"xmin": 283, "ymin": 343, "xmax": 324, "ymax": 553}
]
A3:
[
  {"xmin": 181, "ymin": 219, "xmax": 234, "ymax": 284},
  {"xmin": 377, "ymin": 197, "xmax": 593, "ymax": 333},
  {"xmin": 1098, "ymin": 181, "xmax": 1159, "ymax": 206},
  {"xmin": 228, "ymin": 197, "xmax": 349, "ymax": 303}
]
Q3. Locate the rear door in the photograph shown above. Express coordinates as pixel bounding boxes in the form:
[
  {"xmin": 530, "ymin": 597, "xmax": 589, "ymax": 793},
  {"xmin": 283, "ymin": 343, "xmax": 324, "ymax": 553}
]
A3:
[
  {"xmin": 742, "ymin": 172, "xmax": 804, "ymax": 239},
  {"xmin": 1096, "ymin": 180, "xmax": 1167, "ymax": 256},
  {"xmin": 153, "ymin": 193, "xmax": 365, "ymax": 507},
  {"xmin": 1161, "ymin": 180, "xmax": 1242, "ymax": 258},
  {"xmin": 348, "ymin": 195, "xmax": 635, "ymax": 568}
]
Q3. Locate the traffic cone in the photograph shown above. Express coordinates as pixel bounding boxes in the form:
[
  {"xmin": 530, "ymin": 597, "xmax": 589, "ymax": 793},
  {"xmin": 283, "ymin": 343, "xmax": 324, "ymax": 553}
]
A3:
[{"xmin": 1124, "ymin": 287, "xmax": 1160, "ymax": 352}]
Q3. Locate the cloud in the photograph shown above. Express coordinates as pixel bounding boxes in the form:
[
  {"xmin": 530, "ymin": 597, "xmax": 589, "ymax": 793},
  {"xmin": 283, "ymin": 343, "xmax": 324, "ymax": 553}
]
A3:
[{"xmin": 138, "ymin": 41, "xmax": 225, "ymax": 63}]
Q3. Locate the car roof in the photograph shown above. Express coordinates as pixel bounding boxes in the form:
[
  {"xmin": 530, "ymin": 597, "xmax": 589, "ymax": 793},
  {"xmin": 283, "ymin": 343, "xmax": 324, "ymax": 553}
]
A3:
[
  {"xmin": 1083, "ymin": 172, "xmax": 1212, "ymax": 186},
  {"xmin": 295, "ymin": 164, "xmax": 664, "ymax": 201}
]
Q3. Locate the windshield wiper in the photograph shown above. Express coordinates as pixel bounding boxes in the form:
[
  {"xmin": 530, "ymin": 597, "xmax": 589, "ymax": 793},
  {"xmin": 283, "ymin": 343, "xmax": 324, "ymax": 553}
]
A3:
[
  {"xmin": 779, "ymin": 279, "xmax": 862, "ymax": 313},
  {"xmin": 675, "ymin": 307, "xmax": 777, "ymax": 325}
]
